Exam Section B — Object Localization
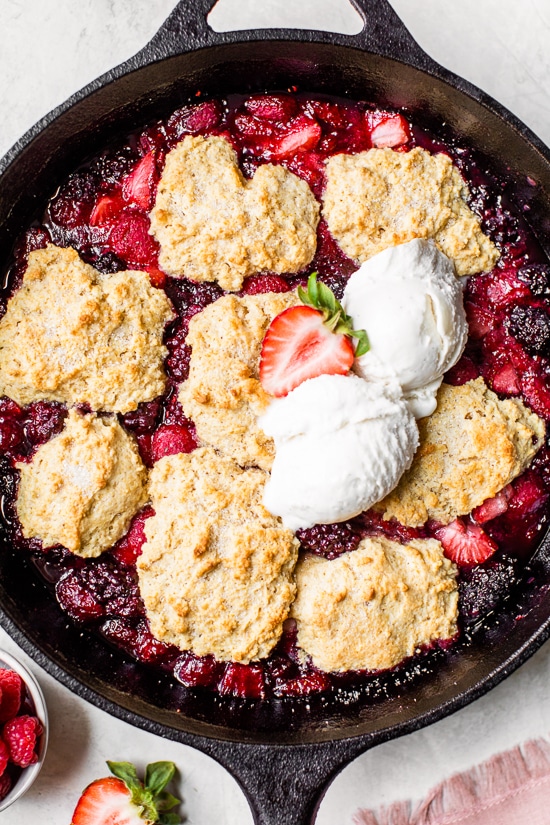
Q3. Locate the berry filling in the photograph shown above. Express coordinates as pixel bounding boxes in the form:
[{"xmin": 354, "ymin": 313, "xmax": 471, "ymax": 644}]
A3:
[{"xmin": 1, "ymin": 92, "xmax": 550, "ymax": 700}]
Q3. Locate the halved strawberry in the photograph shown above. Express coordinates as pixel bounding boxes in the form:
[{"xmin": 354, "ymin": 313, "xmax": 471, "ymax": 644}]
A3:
[
  {"xmin": 121, "ymin": 152, "xmax": 158, "ymax": 212},
  {"xmin": 270, "ymin": 115, "xmax": 322, "ymax": 159},
  {"xmin": 260, "ymin": 273, "xmax": 368, "ymax": 397},
  {"xmin": 369, "ymin": 113, "xmax": 410, "ymax": 148},
  {"xmin": 89, "ymin": 194, "xmax": 125, "ymax": 226},
  {"xmin": 490, "ymin": 362, "xmax": 520, "ymax": 395},
  {"xmin": 71, "ymin": 760, "xmax": 180, "ymax": 825},
  {"xmin": 472, "ymin": 487, "xmax": 512, "ymax": 524},
  {"xmin": 434, "ymin": 518, "xmax": 497, "ymax": 566}
]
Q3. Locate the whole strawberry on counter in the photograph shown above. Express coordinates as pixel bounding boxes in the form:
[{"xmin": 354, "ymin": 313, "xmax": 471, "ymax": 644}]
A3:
[
  {"xmin": 71, "ymin": 760, "xmax": 181, "ymax": 825},
  {"xmin": 260, "ymin": 272, "xmax": 369, "ymax": 397}
]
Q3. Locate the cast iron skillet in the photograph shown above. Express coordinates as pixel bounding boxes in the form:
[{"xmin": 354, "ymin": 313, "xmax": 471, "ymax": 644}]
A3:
[{"xmin": 2, "ymin": 1, "xmax": 550, "ymax": 823}]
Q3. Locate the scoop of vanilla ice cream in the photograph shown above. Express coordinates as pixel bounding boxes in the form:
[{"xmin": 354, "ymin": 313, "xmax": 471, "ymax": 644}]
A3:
[
  {"xmin": 342, "ymin": 239, "xmax": 468, "ymax": 418},
  {"xmin": 259, "ymin": 374, "xmax": 419, "ymax": 532}
]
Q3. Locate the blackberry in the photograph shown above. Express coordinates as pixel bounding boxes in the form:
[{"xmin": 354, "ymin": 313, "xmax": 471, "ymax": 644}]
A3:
[
  {"xmin": 517, "ymin": 263, "xmax": 550, "ymax": 296},
  {"xmin": 507, "ymin": 305, "xmax": 550, "ymax": 356},
  {"xmin": 459, "ymin": 555, "xmax": 517, "ymax": 627},
  {"xmin": 296, "ymin": 521, "xmax": 362, "ymax": 559}
]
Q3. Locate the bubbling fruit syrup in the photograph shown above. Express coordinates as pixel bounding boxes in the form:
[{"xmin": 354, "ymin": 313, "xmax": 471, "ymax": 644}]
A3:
[{"xmin": 1, "ymin": 92, "xmax": 550, "ymax": 700}]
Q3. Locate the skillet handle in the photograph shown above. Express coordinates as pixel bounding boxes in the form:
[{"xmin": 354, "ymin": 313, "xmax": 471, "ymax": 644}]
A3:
[
  {"xmin": 140, "ymin": 0, "xmax": 439, "ymax": 70},
  {"xmin": 200, "ymin": 737, "xmax": 371, "ymax": 825}
]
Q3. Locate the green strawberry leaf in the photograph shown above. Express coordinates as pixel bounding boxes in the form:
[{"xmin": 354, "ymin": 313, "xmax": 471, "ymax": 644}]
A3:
[
  {"xmin": 107, "ymin": 760, "xmax": 182, "ymax": 824},
  {"xmin": 107, "ymin": 761, "xmax": 142, "ymax": 793},
  {"xmin": 298, "ymin": 272, "xmax": 370, "ymax": 359},
  {"xmin": 159, "ymin": 814, "xmax": 181, "ymax": 825},
  {"xmin": 157, "ymin": 792, "xmax": 181, "ymax": 812},
  {"xmin": 145, "ymin": 762, "xmax": 176, "ymax": 796}
]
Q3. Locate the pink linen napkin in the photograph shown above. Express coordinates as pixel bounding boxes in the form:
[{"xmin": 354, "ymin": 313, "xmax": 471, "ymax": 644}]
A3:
[{"xmin": 354, "ymin": 739, "xmax": 550, "ymax": 825}]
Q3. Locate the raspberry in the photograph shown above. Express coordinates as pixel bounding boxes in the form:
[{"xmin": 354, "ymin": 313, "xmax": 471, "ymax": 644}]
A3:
[
  {"xmin": 0, "ymin": 739, "xmax": 9, "ymax": 776},
  {"xmin": 0, "ymin": 772, "xmax": 12, "ymax": 801},
  {"xmin": 0, "ymin": 671, "xmax": 22, "ymax": 723},
  {"xmin": 3, "ymin": 715, "xmax": 43, "ymax": 768}
]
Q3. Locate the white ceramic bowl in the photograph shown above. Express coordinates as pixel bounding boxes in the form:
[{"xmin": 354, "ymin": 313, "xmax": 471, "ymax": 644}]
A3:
[{"xmin": 0, "ymin": 650, "xmax": 48, "ymax": 812}]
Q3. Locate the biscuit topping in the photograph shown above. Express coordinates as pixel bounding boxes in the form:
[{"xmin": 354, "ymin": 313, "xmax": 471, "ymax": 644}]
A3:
[
  {"xmin": 323, "ymin": 147, "xmax": 499, "ymax": 276},
  {"xmin": 137, "ymin": 448, "xmax": 299, "ymax": 663},
  {"xmin": 380, "ymin": 378, "xmax": 546, "ymax": 527},
  {"xmin": 0, "ymin": 245, "xmax": 173, "ymax": 413},
  {"xmin": 16, "ymin": 409, "xmax": 147, "ymax": 558},
  {"xmin": 291, "ymin": 536, "xmax": 458, "ymax": 672},
  {"xmin": 179, "ymin": 291, "xmax": 298, "ymax": 471},
  {"xmin": 149, "ymin": 135, "xmax": 320, "ymax": 291}
]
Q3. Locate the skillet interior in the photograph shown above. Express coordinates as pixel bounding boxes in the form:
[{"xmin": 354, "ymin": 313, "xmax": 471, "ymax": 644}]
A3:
[{"xmin": 1, "ymin": 34, "xmax": 550, "ymax": 751}]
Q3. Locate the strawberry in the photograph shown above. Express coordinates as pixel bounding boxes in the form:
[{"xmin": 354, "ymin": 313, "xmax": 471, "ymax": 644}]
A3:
[
  {"xmin": 150, "ymin": 423, "xmax": 197, "ymax": 462},
  {"xmin": 89, "ymin": 194, "xmax": 125, "ymax": 226},
  {"xmin": 107, "ymin": 211, "xmax": 159, "ymax": 268},
  {"xmin": 71, "ymin": 760, "xmax": 181, "ymax": 825},
  {"xmin": 472, "ymin": 487, "xmax": 512, "ymax": 524},
  {"xmin": 490, "ymin": 362, "xmax": 520, "ymax": 395},
  {"xmin": 0, "ymin": 670, "xmax": 22, "ymax": 723},
  {"xmin": 240, "ymin": 274, "xmax": 291, "ymax": 295},
  {"xmin": 369, "ymin": 113, "xmax": 411, "ymax": 148},
  {"xmin": 244, "ymin": 94, "xmax": 297, "ymax": 121},
  {"xmin": 434, "ymin": 518, "xmax": 497, "ymax": 566},
  {"xmin": 218, "ymin": 663, "xmax": 265, "ymax": 699},
  {"xmin": 111, "ymin": 507, "xmax": 154, "ymax": 566},
  {"xmin": 270, "ymin": 115, "xmax": 322, "ymax": 159},
  {"xmin": 260, "ymin": 272, "xmax": 369, "ymax": 397},
  {"xmin": 122, "ymin": 152, "xmax": 159, "ymax": 212}
]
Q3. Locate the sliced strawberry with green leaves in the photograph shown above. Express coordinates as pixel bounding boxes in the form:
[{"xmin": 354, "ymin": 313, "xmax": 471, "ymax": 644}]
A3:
[
  {"xmin": 122, "ymin": 152, "xmax": 159, "ymax": 211},
  {"xmin": 434, "ymin": 518, "xmax": 497, "ymax": 566},
  {"xmin": 260, "ymin": 272, "xmax": 369, "ymax": 397},
  {"xmin": 71, "ymin": 760, "xmax": 180, "ymax": 825}
]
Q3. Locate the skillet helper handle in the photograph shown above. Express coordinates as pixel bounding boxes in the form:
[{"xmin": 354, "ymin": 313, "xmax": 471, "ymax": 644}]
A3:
[
  {"xmin": 141, "ymin": 0, "xmax": 439, "ymax": 70},
  {"xmin": 203, "ymin": 738, "xmax": 370, "ymax": 825}
]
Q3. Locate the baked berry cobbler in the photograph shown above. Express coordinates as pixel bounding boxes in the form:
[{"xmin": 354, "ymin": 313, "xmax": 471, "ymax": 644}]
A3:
[{"xmin": 0, "ymin": 93, "xmax": 549, "ymax": 700}]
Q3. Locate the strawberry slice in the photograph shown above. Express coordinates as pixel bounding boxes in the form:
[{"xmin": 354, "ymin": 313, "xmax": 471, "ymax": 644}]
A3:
[
  {"xmin": 370, "ymin": 113, "xmax": 411, "ymax": 148},
  {"xmin": 71, "ymin": 760, "xmax": 180, "ymax": 825},
  {"xmin": 260, "ymin": 273, "xmax": 369, "ymax": 397},
  {"xmin": 270, "ymin": 115, "xmax": 322, "ymax": 159},
  {"xmin": 89, "ymin": 194, "xmax": 125, "ymax": 226},
  {"xmin": 472, "ymin": 487, "xmax": 512, "ymax": 524},
  {"xmin": 434, "ymin": 518, "xmax": 498, "ymax": 566},
  {"xmin": 121, "ymin": 152, "xmax": 158, "ymax": 211}
]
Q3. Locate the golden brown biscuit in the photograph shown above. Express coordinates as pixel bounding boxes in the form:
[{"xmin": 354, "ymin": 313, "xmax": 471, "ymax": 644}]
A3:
[
  {"xmin": 149, "ymin": 135, "xmax": 319, "ymax": 291},
  {"xmin": 137, "ymin": 447, "xmax": 299, "ymax": 663},
  {"xmin": 0, "ymin": 245, "xmax": 173, "ymax": 413},
  {"xmin": 323, "ymin": 147, "xmax": 498, "ymax": 276},
  {"xmin": 291, "ymin": 536, "xmax": 458, "ymax": 672},
  {"xmin": 179, "ymin": 291, "xmax": 298, "ymax": 470},
  {"xmin": 16, "ymin": 409, "xmax": 147, "ymax": 558},
  {"xmin": 380, "ymin": 378, "xmax": 545, "ymax": 527}
]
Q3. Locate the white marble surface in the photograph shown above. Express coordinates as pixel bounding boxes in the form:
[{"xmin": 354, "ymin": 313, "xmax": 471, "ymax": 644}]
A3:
[{"xmin": 1, "ymin": 1, "xmax": 550, "ymax": 822}]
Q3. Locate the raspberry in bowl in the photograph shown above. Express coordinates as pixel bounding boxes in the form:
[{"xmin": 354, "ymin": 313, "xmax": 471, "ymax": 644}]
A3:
[{"xmin": 0, "ymin": 650, "xmax": 47, "ymax": 812}]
